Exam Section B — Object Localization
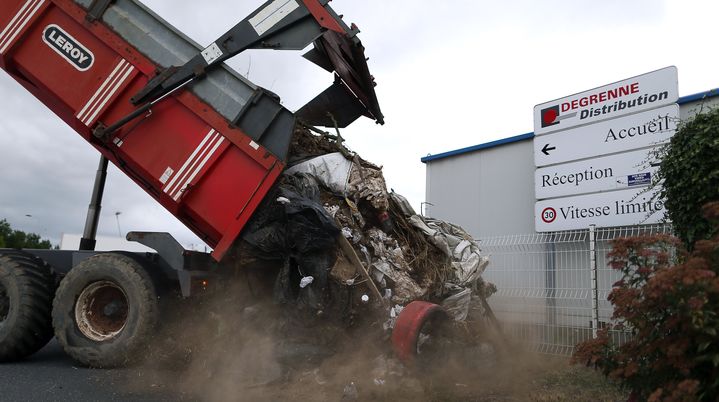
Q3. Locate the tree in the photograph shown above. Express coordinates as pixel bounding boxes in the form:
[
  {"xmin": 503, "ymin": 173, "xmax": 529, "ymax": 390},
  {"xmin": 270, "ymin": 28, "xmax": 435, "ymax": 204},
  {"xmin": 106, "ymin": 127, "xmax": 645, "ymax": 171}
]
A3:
[
  {"xmin": 0, "ymin": 219, "xmax": 52, "ymax": 249},
  {"xmin": 656, "ymin": 106, "xmax": 719, "ymax": 249}
]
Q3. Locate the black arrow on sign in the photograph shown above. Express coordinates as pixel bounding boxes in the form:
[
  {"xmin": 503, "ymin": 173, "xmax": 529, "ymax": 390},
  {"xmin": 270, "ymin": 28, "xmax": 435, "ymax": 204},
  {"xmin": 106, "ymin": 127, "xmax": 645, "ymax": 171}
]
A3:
[{"xmin": 541, "ymin": 144, "xmax": 556, "ymax": 155}]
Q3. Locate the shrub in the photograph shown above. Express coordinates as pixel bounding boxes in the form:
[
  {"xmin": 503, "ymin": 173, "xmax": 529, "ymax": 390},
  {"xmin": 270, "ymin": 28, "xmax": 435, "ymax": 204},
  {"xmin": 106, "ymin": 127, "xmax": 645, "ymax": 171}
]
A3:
[
  {"xmin": 572, "ymin": 202, "xmax": 719, "ymax": 401},
  {"xmin": 656, "ymin": 107, "xmax": 719, "ymax": 249}
]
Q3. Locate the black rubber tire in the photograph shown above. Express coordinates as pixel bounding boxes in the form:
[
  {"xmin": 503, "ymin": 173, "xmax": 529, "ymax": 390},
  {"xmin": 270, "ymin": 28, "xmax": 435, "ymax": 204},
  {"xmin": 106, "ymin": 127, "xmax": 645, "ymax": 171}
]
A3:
[
  {"xmin": 52, "ymin": 253, "xmax": 158, "ymax": 368},
  {"xmin": 0, "ymin": 251, "xmax": 55, "ymax": 362}
]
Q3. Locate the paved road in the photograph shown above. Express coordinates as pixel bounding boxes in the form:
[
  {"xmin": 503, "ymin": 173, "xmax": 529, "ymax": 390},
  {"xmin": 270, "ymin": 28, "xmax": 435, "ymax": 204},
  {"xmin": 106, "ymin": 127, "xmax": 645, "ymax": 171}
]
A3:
[{"xmin": 0, "ymin": 340, "xmax": 192, "ymax": 402}]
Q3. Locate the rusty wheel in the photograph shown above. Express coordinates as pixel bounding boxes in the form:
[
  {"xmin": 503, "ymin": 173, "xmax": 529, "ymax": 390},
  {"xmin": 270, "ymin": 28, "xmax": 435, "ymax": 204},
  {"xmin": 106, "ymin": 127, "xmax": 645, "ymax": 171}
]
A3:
[
  {"xmin": 53, "ymin": 253, "xmax": 158, "ymax": 368},
  {"xmin": 74, "ymin": 281, "xmax": 129, "ymax": 342}
]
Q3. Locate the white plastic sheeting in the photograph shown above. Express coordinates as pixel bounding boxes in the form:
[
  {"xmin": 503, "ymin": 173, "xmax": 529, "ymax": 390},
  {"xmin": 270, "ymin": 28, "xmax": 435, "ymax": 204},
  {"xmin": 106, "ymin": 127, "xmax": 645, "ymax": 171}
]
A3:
[
  {"xmin": 285, "ymin": 152, "xmax": 353, "ymax": 195},
  {"xmin": 286, "ymin": 152, "xmax": 389, "ymax": 211}
]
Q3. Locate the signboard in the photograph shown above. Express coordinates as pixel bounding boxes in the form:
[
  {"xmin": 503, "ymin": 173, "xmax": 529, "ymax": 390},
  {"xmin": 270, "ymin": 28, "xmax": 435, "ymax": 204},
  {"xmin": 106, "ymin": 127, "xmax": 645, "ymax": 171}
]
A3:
[
  {"xmin": 534, "ymin": 104, "xmax": 679, "ymax": 167},
  {"xmin": 535, "ymin": 187, "xmax": 664, "ymax": 232},
  {"xmin": 533, "ymin": 66, "xmax": 678, "ymax": 136},
  {"xmin": 628, "ymin": 172, "xmax": 651, "ymax": 186},
  {"xmin": 535, "ymin": 148, "xmax": 659, "ymax": 199}
]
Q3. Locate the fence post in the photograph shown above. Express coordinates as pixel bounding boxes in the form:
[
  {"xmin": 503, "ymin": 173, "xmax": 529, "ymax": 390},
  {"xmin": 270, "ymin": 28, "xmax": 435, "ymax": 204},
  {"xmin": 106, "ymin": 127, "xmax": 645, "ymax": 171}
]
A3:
[
  {"xmin": 546, "ymin": 233, "xmax": 557, "ymax": 329},
  {"xmin": 589, "ymin": 224, "xmax": 599, "ymax": 339}
]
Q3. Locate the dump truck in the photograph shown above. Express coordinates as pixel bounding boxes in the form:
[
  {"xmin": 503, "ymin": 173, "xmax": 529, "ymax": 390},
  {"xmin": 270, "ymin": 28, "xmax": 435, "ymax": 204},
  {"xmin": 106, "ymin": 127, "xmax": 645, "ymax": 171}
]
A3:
[{"xmin": 0, "ymin": 0, "xmax": 396, "ymax": 368}]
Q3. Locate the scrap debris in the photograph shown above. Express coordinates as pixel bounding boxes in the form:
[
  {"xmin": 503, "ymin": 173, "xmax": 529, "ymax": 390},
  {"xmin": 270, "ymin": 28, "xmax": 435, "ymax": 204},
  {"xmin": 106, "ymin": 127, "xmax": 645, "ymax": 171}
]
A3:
[
  {"xmin": 167, "ymin": 126, "xmax": 502, "ymax": 400},
  {"xmin": 235, "ymin": 125, "xmax": 495, "ymax": 328}
]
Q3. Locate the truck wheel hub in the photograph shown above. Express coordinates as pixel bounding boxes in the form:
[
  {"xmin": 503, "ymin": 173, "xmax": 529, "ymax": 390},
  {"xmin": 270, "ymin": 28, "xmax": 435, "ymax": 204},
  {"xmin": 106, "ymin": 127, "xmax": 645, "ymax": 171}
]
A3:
[
  {"xmin": 0, "ymin": 283, "xmax": 8, "ymax": 324},
  {"xmin": 75, "ymin": 281, "xmax": 128, "ymax": 342}
]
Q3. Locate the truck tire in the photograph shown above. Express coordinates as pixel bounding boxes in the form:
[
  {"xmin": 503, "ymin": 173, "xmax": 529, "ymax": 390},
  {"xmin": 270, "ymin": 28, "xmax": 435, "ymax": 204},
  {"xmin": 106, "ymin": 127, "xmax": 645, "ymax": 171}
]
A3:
[
  {"xmin": 52, "ymin": 253, "xmax": 158, "ymax": 368},
  {"xmin": 0, "ymin": 251, "xmax": 55, "ymax": 362}
]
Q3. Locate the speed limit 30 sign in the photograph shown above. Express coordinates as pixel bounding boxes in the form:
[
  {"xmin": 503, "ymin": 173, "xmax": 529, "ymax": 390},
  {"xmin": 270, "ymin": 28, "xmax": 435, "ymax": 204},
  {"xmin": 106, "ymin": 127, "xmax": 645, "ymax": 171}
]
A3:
[{"xmin": 541, "ymin": 207, "xmax": 557, "ymax": 223}]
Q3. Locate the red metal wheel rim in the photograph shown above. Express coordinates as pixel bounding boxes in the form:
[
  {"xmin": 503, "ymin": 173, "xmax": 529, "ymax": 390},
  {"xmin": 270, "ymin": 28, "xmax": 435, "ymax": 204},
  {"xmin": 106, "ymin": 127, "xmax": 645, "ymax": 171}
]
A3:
[{"xmin": 391, "ymin": 301, "xmax": 448, "ymax": 364}]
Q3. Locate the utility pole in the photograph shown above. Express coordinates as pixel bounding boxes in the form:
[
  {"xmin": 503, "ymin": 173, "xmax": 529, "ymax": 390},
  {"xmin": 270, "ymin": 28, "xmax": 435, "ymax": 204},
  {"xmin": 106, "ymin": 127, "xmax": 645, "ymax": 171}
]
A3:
[{"xmin": 115, "ymin": 211, "xmax": 122, "ymax": 237}]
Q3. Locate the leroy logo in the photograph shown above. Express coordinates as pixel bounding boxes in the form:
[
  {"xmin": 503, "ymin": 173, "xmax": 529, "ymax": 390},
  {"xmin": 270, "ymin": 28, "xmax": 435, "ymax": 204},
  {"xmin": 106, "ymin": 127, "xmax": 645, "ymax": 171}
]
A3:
[{"xmin": 42, "ymin": 25, "xmax": 94, "ymax": 71}]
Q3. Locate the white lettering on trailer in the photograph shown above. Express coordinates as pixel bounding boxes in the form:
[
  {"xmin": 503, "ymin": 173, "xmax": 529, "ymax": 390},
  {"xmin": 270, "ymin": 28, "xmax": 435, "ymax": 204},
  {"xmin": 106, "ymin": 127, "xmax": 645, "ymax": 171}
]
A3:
[
  {"xmin": 76, "ymin": 59, "xmax": 135, "ymax": 126},
  {"xmin": 249, "ymin": 140, "xmax": 259, "ymax": 150},
  {"xmin": 42, "ymin": 24, "xmax": 95, "ymax": 71},
  {"xmin": 249, "ymin": 0, "xmax": 300, "ymax": 36},
  {"xmin": 163, "ymin": 129, "xmax": 226, "ymax": 201},
  {"xmin": 159, "ymin": 167, "xmax": 174, "ymax": 185},
  {"xmin": 0, "ymin": 0, "xmax": 46, "ymax": 54}
]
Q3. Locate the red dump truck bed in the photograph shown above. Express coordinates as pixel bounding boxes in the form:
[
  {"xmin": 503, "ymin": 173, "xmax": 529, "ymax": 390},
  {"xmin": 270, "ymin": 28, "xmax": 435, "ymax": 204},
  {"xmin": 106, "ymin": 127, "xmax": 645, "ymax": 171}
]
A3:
[
  {"xmin": 1, "ymin": 0, "xmax": 384, "ymax": 260},
  {"xmin": 1, "ymin": 0, "xmax": 285, "ymax": 259}
]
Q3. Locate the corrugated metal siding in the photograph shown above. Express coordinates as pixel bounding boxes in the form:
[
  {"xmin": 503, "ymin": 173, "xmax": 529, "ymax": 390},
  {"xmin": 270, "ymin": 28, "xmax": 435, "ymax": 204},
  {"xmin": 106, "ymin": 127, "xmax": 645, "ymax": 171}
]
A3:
[{"xmin": 426, "ymin": 139, "xmax": 534, "ymax": 237}]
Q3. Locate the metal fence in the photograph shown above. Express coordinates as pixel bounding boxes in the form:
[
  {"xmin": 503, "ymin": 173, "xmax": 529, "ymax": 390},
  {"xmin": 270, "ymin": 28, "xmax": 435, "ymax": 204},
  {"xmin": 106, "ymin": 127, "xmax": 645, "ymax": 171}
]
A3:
[{"xmin": 479, "ymin": 224, "xmax": 673, "ymax": 356}]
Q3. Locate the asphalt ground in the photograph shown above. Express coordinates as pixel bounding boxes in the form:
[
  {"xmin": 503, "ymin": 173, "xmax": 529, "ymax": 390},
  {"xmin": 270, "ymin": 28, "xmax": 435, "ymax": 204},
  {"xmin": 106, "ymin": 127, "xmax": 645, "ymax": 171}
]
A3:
[{"xmin": 0, "ymin": 340, "xmax": 190, "ymax": 402}]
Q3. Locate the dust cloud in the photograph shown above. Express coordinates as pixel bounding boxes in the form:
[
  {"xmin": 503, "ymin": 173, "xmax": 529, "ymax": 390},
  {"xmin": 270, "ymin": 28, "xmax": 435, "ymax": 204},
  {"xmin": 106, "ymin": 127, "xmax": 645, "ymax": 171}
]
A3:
[{"xmin": 125, "ymin": 274, "xmax": 582, "ymax": 402}]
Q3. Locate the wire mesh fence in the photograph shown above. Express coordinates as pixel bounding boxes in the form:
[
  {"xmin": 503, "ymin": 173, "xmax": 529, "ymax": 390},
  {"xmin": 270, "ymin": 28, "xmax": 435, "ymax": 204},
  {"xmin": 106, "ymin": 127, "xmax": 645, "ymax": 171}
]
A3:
[{"xmin": 479, "ymin": 224, "xmax": 673, "ymax": 356}]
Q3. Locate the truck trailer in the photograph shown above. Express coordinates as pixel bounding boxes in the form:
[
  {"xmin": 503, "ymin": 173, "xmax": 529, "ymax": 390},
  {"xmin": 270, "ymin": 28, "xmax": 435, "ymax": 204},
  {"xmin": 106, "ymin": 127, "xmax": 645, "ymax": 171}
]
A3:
[{"xmin": 0, "ymin": 0, "xmax": 392, "ymax": 368}]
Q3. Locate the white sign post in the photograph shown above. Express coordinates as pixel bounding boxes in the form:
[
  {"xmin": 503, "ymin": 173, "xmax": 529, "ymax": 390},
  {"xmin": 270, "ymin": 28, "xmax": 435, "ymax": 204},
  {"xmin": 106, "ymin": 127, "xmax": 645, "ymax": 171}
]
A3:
[
  {"xmin": 534, "ymin": 104, "xmax": 679, "ymax": 167},
  {"xmin": 534, "ymin": 66, "xmax": 678, "ymax": 136},
  {"xmin": 535, "ymin": 148, "xmax": 660, "ymax": 200},
  {"xmin": 533, "ymin": 67, "xmax": 678, "ymax": 232},
  {"xmin": 535, "ymin": 187, "xmax": 664, "ymax": 232}
]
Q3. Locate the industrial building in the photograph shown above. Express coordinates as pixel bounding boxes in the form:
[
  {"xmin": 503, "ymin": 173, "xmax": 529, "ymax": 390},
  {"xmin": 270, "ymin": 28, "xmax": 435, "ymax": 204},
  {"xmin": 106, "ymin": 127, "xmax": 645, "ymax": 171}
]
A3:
[{"xmin": 422, "ymin": 87, "xmax": 719, "ymax": 354}]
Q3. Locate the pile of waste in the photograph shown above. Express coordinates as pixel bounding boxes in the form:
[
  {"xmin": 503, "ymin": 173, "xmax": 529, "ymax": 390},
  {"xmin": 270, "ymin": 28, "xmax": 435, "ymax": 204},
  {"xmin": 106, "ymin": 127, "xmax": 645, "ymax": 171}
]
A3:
[
  {"xmin": 156, "ymin": 127, "xmax": 502, "ymax": 397},
  {"xmin": 235, "ymin": 126, "xmax": 495, "ymax": 330}
]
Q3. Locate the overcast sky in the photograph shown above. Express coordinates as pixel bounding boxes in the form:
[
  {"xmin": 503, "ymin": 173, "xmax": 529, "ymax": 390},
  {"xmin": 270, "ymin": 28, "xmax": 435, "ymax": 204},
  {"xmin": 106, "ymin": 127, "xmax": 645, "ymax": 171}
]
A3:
[{"xmin": 1, "ymin": 0, "xmax": 718, "ymax": 249}]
